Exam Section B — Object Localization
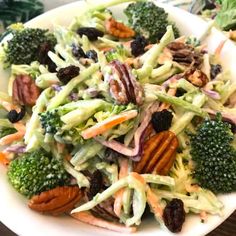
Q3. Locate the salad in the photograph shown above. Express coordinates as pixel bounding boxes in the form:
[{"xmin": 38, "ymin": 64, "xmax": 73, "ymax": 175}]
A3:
[{"xmin": 0, "ymin": 0, "xmax": 235, "ymax": 234}]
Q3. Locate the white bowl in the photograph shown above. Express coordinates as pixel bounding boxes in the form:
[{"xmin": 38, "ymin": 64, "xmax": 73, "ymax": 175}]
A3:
[{"xmin": 0, "ymin": 1, "xmax": 235, "ymax": 236}]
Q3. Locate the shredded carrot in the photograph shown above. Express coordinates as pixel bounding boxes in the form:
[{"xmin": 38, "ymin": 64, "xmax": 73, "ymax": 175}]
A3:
[
  {"xmin": 159, "ymin": 87, "xmax": 177, "ymax": 110},
  {"xmin": 72, "ymin": 211, "xmax": 137, "ymax": 233},
  {"xmin": 114, "ymin": 158, "xmax": 129, "ymax": 217},
  {"xmin": 0, "ymin": 152, "xmax": 10, "ymax": 166},
  {"xmin": 81, "ymin": 110, "xmax": 138, "ymax": 139},
  {"xmin": 13, "ymin": 122, "xmax": 26, "ymax": 132},
  {"xmin": 130, "ymin": 172, "xmax": 145, "ymax": 185},
  {"xmin": 0, "ymin": 131, "xmax": 25, "ymax": 146},
  {"xmin": 146, "ymin": 187, "xmax": 163, "ymax": 219},
  {"xmin": 0, "ymin": 98, "xmax": 18, "ymax": 112},
  {"xmin": 100, "ymin": 47, "xmax": 113, "ymax": 52}
]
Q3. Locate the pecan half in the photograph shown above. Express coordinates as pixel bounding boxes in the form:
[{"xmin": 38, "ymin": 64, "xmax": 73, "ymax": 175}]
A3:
[
  {"xmin": 134, "ymin": 131, "xmax": 178, "ymax": 175},
  {"xmin": 108, "ymin": 60, "xmax": 143, "ymax": 105},
  {"xmin": 105, "ymin": 18, "xmax": 135, "ymax": 38},
  {"xmin": 13, "ymin": 75, "xmax": 40, "ymax": 106},
  {"xmin": 166, "ymin": 41, "xmax": 203, "ymax": 68},
  {"xmin": 28, "ymin": 186, "xmax": 83, "ymax": 215}
]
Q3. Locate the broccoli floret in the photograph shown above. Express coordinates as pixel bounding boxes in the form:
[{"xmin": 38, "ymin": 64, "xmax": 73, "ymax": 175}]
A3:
[
  {"xmin": 124, "ymin": 1, "xmax": 180, "ymax": 43},
  {"xmin": 105, "ymin": 45, "xmax": 127, "ymax": 63},
  {"xmin": 40, "ymin": 109, "xmax": 63, "ymax": 135},
  {"xmin": 190, "ymin": 113, "xmax": 236, "ymax": 193},
  {"xmin": 7, "ymin": 149, "xmax": 70, "ymax": 198},
  {"xmin": 1, "ymin": 26, "xmax": 56, "ymax": 68}
]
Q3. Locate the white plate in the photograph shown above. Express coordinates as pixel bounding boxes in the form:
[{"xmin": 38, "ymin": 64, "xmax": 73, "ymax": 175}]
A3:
[{"xmin": 0, "ymin": 1, "xmax": 236, "ymax": 236}]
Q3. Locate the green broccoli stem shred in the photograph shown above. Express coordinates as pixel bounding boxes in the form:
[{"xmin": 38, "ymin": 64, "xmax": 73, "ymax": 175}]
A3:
[
  {"xmin": 220, "ymin": 81, "xmax": 236, "ymax": 104},
  {"xmin": 70, "ymin": 140, "xmax": 104, "ymax": 166},
  {"xmin": 35, "ymin": 73, "xmax": 59, "ymax": 89},
  {"xmin": 142, "ymin": 174, "xmax": 175, "ymax": 187},
  {"xmin": 136, "ymin": 25, "xmax": 175, "ymax": 79},
  {"xmin": 174, "ymin": 78, "xmax": 199, "ymax": 93},
  {"xmin": 170, "ymin": 93, "xmax": 207, "ymax": 135},
  {"xmin": 71, "ymin": 173, "xmax": 146, "ymax": 226},
  {"xmin": 150, "ymin": 68, "xmax": 179, "ymax": 84},
  {"xmin": 153, "ymin": 189, "xmax": 223, "ymax": 215},
  {"xmin": 97, "ymin": 37, "xmax": 122, "ymax": 48},
  {"xmin": 63, "ymin": 159, "xmax": 90, "ymax": 188},
  {"xmin": 122, "ymin": 159, "xmax": 133, "ymax": 215},
  {"xmin": 156, "ymin": 91, "xmax": 208, "ymax": 117},
  {"xmin": 61, "ymin": 99, "xmax": 110, "ymax": 128},
  {"xmin": 25, "ymin": 88, "xmax": 53, "ymax": 147},
  {"xmin": 47, "ymin": 63, "xmax": 99, "ymax": 110},
  {"xmin": 150, "ymin": 61, "xmax": 173, "ymax": 79},
  {"xmin": 96, "ymin": 162, "xmax": 118, "ymax": 184}
]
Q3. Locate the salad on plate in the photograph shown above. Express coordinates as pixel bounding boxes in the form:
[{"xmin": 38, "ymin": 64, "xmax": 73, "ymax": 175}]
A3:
[{"xmin": 0, "ymin": 0, "xmax": 235, "ymax": 234}]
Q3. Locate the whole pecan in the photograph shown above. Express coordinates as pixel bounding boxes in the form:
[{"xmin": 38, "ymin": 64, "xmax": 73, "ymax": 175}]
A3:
[
  {"xmin": 28, "ymin": 186, "xmax": 83, "ymax": 215},
  {"xmin": 134, "ymin": 131, "xmax": 178, "ymax": 175},
  {"xmin": 105, "ymin": 17, "xmax": 135, "ymax": 38},
  {"xmin": 13, "ymin": 75, "xmax": 40, "ymax": 106},
  {"xmin": 108, "ymin": 60, "xmax": 143, "ymax": 105}
]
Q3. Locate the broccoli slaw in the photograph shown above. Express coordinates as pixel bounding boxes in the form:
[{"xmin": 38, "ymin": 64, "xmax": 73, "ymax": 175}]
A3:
[{"xmin": 0, "ymin": 0, "xmax": 235, "ymax": 234}]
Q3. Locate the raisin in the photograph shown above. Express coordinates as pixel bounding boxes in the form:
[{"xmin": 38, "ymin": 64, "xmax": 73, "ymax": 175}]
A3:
[
  {"xmin": 57, "ymin": 65, "xmax": 80, "ymax": 84},
  {"xmin": 38, "ymin": 42, "xmax": 57, "ymax": 72},
  {"xmin": 175, "ymin": 88, "xmax": 186, "ymax": 97},
  {"xmin": 210, "ymin": 64, "xmax": 222, "ymax": 80},
  {"xmin": 86, "ymin": 50, "xmax": 98, "ymax": 62},
  {"xmin": 7, "ymin": 106, "xmax": 26, "ymax": 123},
  {"xmin": 77, "ymin": 27, "xmax": 104, "ymax": 41},
  {"xmin": 163, "ymin": 198, "xmax": 186, "ymax": 233},
  {"xmin": 131, "ymin": 36, "xmax": 148, "ymax": 57},
  {"xmin": 72, "ymin": 44, "xmax": 86, "ymax": 59},
  {"xmin": 88, "ymin": 170, "xmax": 103, "ymax": 200},
  {"xmin": 151, "ymin": 110, "xmax": 173, "ymax": 133}
]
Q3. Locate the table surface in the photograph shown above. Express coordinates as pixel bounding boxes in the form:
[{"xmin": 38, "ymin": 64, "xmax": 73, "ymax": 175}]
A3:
[{"xmin": 0, "ymin": 211, "xmax": 235, "ymax": 236}]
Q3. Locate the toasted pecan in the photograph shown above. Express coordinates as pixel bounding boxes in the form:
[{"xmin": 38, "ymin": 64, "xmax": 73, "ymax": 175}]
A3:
[
  {"xmin": 134, "ymin": 131, "xmax": 178, "ymax": 175},
  {"xmin": 28, "ymin": 186, "xmax": 83, "ymax": 215},
  {"xmin": 105, "ymin": 18, "xmax": 135, "ymax": 38},
  {"xmin": 13, "ymin": 75, "xmax": 40, "ymax": 106}
]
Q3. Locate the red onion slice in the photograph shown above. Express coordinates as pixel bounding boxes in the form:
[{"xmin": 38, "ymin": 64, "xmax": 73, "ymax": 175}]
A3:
[
  {"xmin": 202, "ymin": 88, "xmax": 221, "ymax": 100},
  {"xmin": 5, "ymin": 145, "xmax": 26, "ymax": 153}
]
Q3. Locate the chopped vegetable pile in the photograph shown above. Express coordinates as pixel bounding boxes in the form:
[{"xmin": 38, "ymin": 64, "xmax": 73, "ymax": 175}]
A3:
[{"xmin": 0, "ymin": 0, "xmax": 235, "ymax": 233}]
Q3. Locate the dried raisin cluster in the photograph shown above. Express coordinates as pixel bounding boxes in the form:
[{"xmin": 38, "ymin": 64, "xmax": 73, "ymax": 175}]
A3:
[
  {"xmin": 151, "ymin": 109, "xmax": 173, "ymax": 133},
  {"xmin": 131, "ymin": 36, "xmax": 148, "ymax": 57},
  {"xmin": 77, "ymin": 27, "xmax": 104, "ymax": 41},
  {"xmin": 57, "ymin": 65, "xmax": 80, "ymax": 84},
  {"xmin": 163, "ymin": 198, "xmax": 186, "ymax": 233}
]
